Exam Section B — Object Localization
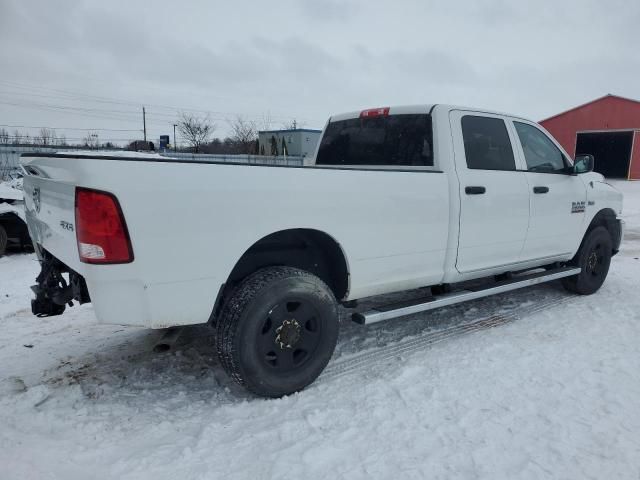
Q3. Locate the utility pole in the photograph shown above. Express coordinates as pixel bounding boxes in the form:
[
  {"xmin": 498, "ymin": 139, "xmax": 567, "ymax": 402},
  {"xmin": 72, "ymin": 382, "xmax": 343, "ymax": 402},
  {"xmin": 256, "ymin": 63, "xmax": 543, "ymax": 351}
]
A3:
[
  {"xmin": 173, "ymin": 123, "xmax": 177, "ymax": 152},
  {"xmin": 143, "ymin": 106, "xmax": 147, "ymax": 143}
]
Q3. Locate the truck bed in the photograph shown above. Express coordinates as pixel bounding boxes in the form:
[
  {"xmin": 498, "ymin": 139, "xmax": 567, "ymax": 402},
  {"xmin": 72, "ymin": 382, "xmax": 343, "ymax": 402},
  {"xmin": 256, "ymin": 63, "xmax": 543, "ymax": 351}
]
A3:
[{"xmin": 21, "ymin": 151, "xmax": 451, "ymax": 327}]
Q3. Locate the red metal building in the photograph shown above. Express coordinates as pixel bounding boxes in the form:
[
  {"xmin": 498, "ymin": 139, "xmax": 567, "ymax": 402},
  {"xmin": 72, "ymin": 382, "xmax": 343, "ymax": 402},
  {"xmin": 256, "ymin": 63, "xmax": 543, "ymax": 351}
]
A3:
[{"xmin": 540, "ymin": 94, "xmax": 640, "ymax": 180}]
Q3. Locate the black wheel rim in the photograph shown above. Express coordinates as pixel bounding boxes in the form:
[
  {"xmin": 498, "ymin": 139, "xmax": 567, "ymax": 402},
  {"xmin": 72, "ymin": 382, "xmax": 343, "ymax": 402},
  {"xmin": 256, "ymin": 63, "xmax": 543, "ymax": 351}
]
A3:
[
  {"xmin": 257, "ymin": 298, "xmax": 322, "ymax": 373},
  {"xmin": 586, "ymin": 242, "xmax": 605, "ymax": 277}
]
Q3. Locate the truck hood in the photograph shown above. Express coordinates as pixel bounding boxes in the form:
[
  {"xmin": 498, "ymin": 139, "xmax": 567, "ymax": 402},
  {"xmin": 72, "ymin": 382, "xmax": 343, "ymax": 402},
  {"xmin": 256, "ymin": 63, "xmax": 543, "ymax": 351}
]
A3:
[{"xmin": 585, "ymin": 174, "xmax": 624, "ymax": 216}]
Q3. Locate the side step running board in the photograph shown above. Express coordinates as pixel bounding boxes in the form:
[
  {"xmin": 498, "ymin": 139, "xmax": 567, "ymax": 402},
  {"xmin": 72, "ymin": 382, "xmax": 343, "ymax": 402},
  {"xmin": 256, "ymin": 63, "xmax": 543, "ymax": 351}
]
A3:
[{"xmin": 352, "ymin": 267, "xmax": 581, "ymax": 325}]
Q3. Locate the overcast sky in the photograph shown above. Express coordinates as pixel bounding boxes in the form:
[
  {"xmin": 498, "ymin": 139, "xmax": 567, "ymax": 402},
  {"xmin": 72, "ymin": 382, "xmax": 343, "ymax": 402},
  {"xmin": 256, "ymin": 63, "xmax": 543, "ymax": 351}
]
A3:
[{"xmin": 1, "ymin": 0, "xmax": 639, "ymax": 145}]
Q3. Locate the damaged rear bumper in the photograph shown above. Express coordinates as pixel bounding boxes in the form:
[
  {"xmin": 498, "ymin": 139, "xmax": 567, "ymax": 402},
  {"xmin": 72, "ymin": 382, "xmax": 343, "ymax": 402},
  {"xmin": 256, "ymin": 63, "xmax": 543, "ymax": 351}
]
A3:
[{"xmin": 31, "ymin": 250, "xmax": 90, "ymax": 317}]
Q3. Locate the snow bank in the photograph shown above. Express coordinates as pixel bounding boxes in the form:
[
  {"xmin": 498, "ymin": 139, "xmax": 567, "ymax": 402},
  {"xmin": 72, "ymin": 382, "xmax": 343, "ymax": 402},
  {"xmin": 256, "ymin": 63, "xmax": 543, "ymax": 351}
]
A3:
[{"xmin": 48, "ymin": 149, "xmax": 166, "ymax": 159}]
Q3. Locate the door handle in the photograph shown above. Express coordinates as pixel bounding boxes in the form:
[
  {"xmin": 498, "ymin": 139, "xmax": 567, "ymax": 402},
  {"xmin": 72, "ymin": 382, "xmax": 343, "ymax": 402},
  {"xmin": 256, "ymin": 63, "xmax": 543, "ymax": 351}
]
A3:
[
  {"xmin": 533, "ymin": 186, "xmax": 549, "ymax": 194},
  {"xmin": 465, "ymin": 186, "xmax": 486, "ymax": 195}
]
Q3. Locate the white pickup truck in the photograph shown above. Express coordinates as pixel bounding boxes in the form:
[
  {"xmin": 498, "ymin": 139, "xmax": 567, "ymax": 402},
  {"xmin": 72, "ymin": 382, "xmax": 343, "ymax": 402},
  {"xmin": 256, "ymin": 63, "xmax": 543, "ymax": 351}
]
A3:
[{"xmin": 21, "ymin": 104, "xmax": 624, "ymax": 397}]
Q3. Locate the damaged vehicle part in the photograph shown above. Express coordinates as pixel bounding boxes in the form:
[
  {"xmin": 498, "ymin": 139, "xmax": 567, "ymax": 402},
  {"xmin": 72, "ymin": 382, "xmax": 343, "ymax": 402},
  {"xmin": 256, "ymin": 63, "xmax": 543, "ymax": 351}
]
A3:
[{"xmin": 31, "ymin": 251, "xmax": 90, "ymax": 317}]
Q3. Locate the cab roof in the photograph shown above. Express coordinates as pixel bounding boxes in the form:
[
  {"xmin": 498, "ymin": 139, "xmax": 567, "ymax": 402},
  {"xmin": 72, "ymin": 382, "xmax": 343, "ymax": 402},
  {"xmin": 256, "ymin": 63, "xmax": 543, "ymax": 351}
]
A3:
[{"xmin": 329, "ymin": 104, "xmax": 534, "ymax": 124}]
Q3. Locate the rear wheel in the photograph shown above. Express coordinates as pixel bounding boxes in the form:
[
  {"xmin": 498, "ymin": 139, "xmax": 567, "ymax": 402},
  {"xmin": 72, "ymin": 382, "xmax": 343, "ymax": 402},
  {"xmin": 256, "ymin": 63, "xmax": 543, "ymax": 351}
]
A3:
[
  {"xmin": 562, "ymin": 226, "xmax": 612, "ymax": 295},
  {"xmin": 216, "ymin": 266, "xmax": 339, "ymax": 397},
  {"xmin": 0, "ymin": 223, "xmax": 7, "ymax": 256}
]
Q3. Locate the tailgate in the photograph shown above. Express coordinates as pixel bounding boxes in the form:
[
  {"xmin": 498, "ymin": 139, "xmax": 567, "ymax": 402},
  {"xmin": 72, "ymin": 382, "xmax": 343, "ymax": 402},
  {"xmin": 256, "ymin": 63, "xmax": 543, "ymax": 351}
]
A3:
[{"xmin": 21, "ymin": 156, "xmax": 81, "ymax": 271}]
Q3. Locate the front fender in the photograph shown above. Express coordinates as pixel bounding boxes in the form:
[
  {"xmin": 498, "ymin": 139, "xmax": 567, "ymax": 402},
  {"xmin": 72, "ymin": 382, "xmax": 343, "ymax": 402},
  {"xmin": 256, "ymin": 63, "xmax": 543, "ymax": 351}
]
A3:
[{"xmin": 573, "ymin": 179, "xmax": 624, "ymax": 255}]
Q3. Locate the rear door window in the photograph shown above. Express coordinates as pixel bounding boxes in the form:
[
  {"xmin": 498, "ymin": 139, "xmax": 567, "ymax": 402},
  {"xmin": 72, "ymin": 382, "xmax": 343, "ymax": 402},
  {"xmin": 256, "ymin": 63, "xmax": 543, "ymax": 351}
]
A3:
[
  {"xmin": 316, "ymin": 114, "xmax": 433, "ymax": 167},
  {"xmin": 461, "ymin": 115, "xmax": 516, "ymax": 171}
]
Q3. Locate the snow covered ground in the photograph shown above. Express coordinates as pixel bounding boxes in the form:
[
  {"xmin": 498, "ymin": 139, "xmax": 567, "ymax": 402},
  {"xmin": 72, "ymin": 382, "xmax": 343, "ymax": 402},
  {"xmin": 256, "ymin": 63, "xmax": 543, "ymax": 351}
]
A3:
[{"xmin": 1, "ymin": 181, "xmax": 639, "ymax": 480}]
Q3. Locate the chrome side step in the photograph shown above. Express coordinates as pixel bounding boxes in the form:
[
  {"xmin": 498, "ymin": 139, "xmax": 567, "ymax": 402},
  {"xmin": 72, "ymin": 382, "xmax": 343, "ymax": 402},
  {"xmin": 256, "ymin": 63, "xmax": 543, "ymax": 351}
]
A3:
[{"xmin": 352, "ymin": 267, "xmax": 581, "ymax": 325}]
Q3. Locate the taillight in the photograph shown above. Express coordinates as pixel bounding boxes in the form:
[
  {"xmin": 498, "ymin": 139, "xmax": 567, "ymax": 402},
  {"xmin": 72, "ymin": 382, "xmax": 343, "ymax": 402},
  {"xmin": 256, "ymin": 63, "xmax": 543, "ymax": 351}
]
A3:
[
  {"xmin": 360, "ymin": 107, "xmax": 390, "ymax": 118},
  {"xmin": 75, "ymin": 188, "xmax": 133, "ymax": 264}
]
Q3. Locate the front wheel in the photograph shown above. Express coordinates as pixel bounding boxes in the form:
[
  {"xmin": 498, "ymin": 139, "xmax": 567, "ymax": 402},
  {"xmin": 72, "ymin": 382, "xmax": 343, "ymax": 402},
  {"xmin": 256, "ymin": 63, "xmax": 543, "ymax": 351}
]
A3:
[
  {"xmin": 562, "ymin": 226, "xmax": 612, "ymax": 295},
  {"xmin": 216, "ymin": 267, "xmax": 339, "ymax": 397}
]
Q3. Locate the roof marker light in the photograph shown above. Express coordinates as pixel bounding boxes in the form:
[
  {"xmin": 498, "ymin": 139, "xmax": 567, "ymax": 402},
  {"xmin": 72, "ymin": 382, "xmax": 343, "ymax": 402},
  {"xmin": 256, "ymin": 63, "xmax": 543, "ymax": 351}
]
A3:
[{"xmin": 360, "ymin": 107, "xmax": 390, "ymax": 118}]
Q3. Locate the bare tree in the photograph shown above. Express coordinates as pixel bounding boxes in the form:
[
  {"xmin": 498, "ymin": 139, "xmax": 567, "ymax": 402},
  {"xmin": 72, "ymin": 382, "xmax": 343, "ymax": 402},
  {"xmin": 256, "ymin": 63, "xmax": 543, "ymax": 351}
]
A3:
[
  {"xmin": 38, "ymin": 128, "xmax": 56, "ymax": 146},
  {"xmin": 13, "ymin": 130, "xmax": 22, "ymax": 144},
  {"xmin": 83, "ymin": 132, "xmax": 99, "ymax": 149},
  {"xmin": 58, "ymin": 134, "xmax": 67, "ymax": 147},
  {"xmin": 177, "ymin": 113, "xmax": 216, "ymax": 152},
  {"xmin": 0, "ymin": 128, "xmax": 9, "ymax": 145},
  {"xmin": 229, "ymin": 116, "xmax": 258, "ymax": 153}
]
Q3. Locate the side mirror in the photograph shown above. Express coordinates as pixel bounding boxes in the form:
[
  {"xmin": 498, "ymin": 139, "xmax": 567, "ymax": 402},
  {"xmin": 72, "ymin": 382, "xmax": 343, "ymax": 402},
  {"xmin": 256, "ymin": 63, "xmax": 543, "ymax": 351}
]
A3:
[{"xmin": 573, "ymin": 154, "xmax": 594, "ymax": 174}]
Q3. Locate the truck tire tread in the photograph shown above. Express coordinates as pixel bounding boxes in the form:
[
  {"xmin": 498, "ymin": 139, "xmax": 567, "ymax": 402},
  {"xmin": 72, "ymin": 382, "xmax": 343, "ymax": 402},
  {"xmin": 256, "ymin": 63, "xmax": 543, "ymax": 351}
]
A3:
[
  {"xmin": 562, "ymin": 226, "xmax": 612, "ymax": 295},
  {"xmin": 215, "ymin": 266, "xmax": 338, "ymax": 397}
]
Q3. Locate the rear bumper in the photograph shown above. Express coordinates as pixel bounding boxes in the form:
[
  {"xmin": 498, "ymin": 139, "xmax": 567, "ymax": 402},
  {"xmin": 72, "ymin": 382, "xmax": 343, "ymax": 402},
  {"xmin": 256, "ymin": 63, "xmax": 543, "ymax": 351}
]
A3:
[
  {"xmin": 32, "ymin": 248, "xmax": 218, "ymax": 328},
  {"xmin": 88, "ymin": 275, "xmax": 219, "ymax": 328},
  {"xmin": 30, "ymin": 251, "xmax": 90, "ymax": 317}
]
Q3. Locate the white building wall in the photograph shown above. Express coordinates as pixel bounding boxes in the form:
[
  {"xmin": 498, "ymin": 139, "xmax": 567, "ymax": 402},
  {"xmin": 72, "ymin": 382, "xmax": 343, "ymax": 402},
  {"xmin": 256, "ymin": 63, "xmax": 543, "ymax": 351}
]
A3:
[{"xmin": 258, "ymin": 130, "xmax": 321, "ymax": 157}]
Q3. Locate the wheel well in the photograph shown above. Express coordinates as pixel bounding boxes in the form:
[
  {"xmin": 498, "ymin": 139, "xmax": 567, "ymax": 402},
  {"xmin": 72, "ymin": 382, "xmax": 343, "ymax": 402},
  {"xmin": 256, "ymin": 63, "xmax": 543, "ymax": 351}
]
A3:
[
  {"xmin": 0, "ymin": 212, "xmax": 28, "ymax": 239},
  {"xmin": 586, "ymin": 208, "xmax": 619, "ymax": 251},
  {"xmin": 225, "ymin": 229, "xmax": 349, "ymax": 301}
]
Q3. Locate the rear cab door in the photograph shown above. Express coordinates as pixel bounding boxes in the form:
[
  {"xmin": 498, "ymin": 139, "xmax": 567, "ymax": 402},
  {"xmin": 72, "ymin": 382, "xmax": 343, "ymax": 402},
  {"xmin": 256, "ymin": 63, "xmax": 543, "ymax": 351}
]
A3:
[
  {"xmin": 508, "ymin": 119, "xmax": 587, "ymax": 261},
  {"xmin": 449, "ymin": 110, "xmax": 530, "ymax": 273}
]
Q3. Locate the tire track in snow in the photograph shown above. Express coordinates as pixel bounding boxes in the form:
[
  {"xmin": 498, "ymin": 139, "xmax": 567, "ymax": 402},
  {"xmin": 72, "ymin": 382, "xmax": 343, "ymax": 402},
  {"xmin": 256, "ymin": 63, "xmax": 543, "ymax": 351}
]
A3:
[{"xmin": 322, "ymin": 295, "xmax": 575, "ymax": 381}]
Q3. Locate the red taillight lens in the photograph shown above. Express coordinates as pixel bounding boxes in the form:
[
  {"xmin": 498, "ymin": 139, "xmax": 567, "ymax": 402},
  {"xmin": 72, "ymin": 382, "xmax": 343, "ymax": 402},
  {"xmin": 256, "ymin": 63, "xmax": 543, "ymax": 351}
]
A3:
[
  {"xmin": 360, "ymin": 107, "xmax": 390, "ymax": 118},
  {"xmin": 75, "ymin": 188, "xmax": 133, "ymax": 264}
]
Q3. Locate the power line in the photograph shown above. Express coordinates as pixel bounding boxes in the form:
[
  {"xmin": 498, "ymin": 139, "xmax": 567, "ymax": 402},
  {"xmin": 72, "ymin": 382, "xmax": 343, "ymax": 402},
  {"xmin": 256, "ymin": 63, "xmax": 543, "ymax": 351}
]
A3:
[
  {"xmin": 0, "ymin": 80, "xmax": 321, "ymax": 124},
  {"xmin": 0, "ymin": 99, "xmax": 314, "ymax": 130},
  {"xmin": 0, "ymin": 97, "xmax": 147, "ymax": 117},
  {"xmin": 6, "ymin": 138, "xmax": 134, "ymax": 145},
  {"xmin": 0, "ymin": 97, "xmax": 302, "ymax": 126},
  {"xmin": 0, "ymin": 80, "xmax": 324, "ymax": 143},
  {"xmin": 0, "ymin": 100, "xmax": 143, "ymax": 123},
  {"xmin": 0, "ymin": 123, "xmax": 140, "ymax": 132}
]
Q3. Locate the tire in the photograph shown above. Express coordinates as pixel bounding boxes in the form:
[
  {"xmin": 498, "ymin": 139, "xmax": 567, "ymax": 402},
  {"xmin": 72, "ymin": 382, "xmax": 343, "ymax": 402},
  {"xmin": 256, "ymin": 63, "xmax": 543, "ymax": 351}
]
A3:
[
  {"xmin": 0, "ymin": 223, "xmax": 7, "ymax": 257},
  {"xmin": 562, "ymin": 226, "xmax": 612, "ymax": 295},
  {"xmin": 216, "ymin": 266, "xmax": 339, "ymax": 397}
]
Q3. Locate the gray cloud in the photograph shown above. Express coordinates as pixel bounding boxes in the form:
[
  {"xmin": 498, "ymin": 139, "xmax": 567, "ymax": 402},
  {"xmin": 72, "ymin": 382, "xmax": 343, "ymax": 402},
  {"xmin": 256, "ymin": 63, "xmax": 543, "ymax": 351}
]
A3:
[{"xmin": 296, "ymin": 0, "xmax": 357, "ymax": 22}]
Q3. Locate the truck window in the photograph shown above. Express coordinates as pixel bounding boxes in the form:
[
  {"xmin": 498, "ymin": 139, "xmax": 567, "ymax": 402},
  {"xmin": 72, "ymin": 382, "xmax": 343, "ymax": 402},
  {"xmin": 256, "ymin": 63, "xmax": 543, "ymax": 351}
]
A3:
[
  {"xmin": 461, "ymin": 116, "xmax": 516, "ymax": 171},
  {"xmin": 316, "ymin": 114, "xmax": 433, "ymax": 167},
  {"xmin": 514, "ymin": 122, "xmax": 568, "ymax": 173}
]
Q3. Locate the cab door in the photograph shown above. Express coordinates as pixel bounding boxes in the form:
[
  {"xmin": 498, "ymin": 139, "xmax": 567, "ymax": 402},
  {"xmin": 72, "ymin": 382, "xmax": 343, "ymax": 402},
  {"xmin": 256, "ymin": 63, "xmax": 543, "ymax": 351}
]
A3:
[
  {"xmin": 509, "ymin": 120, "xmax": 587, "ymax": 261},
  {"xmin": 450, "ymin": 111, "xmax": 530, "ymax": 273}
]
